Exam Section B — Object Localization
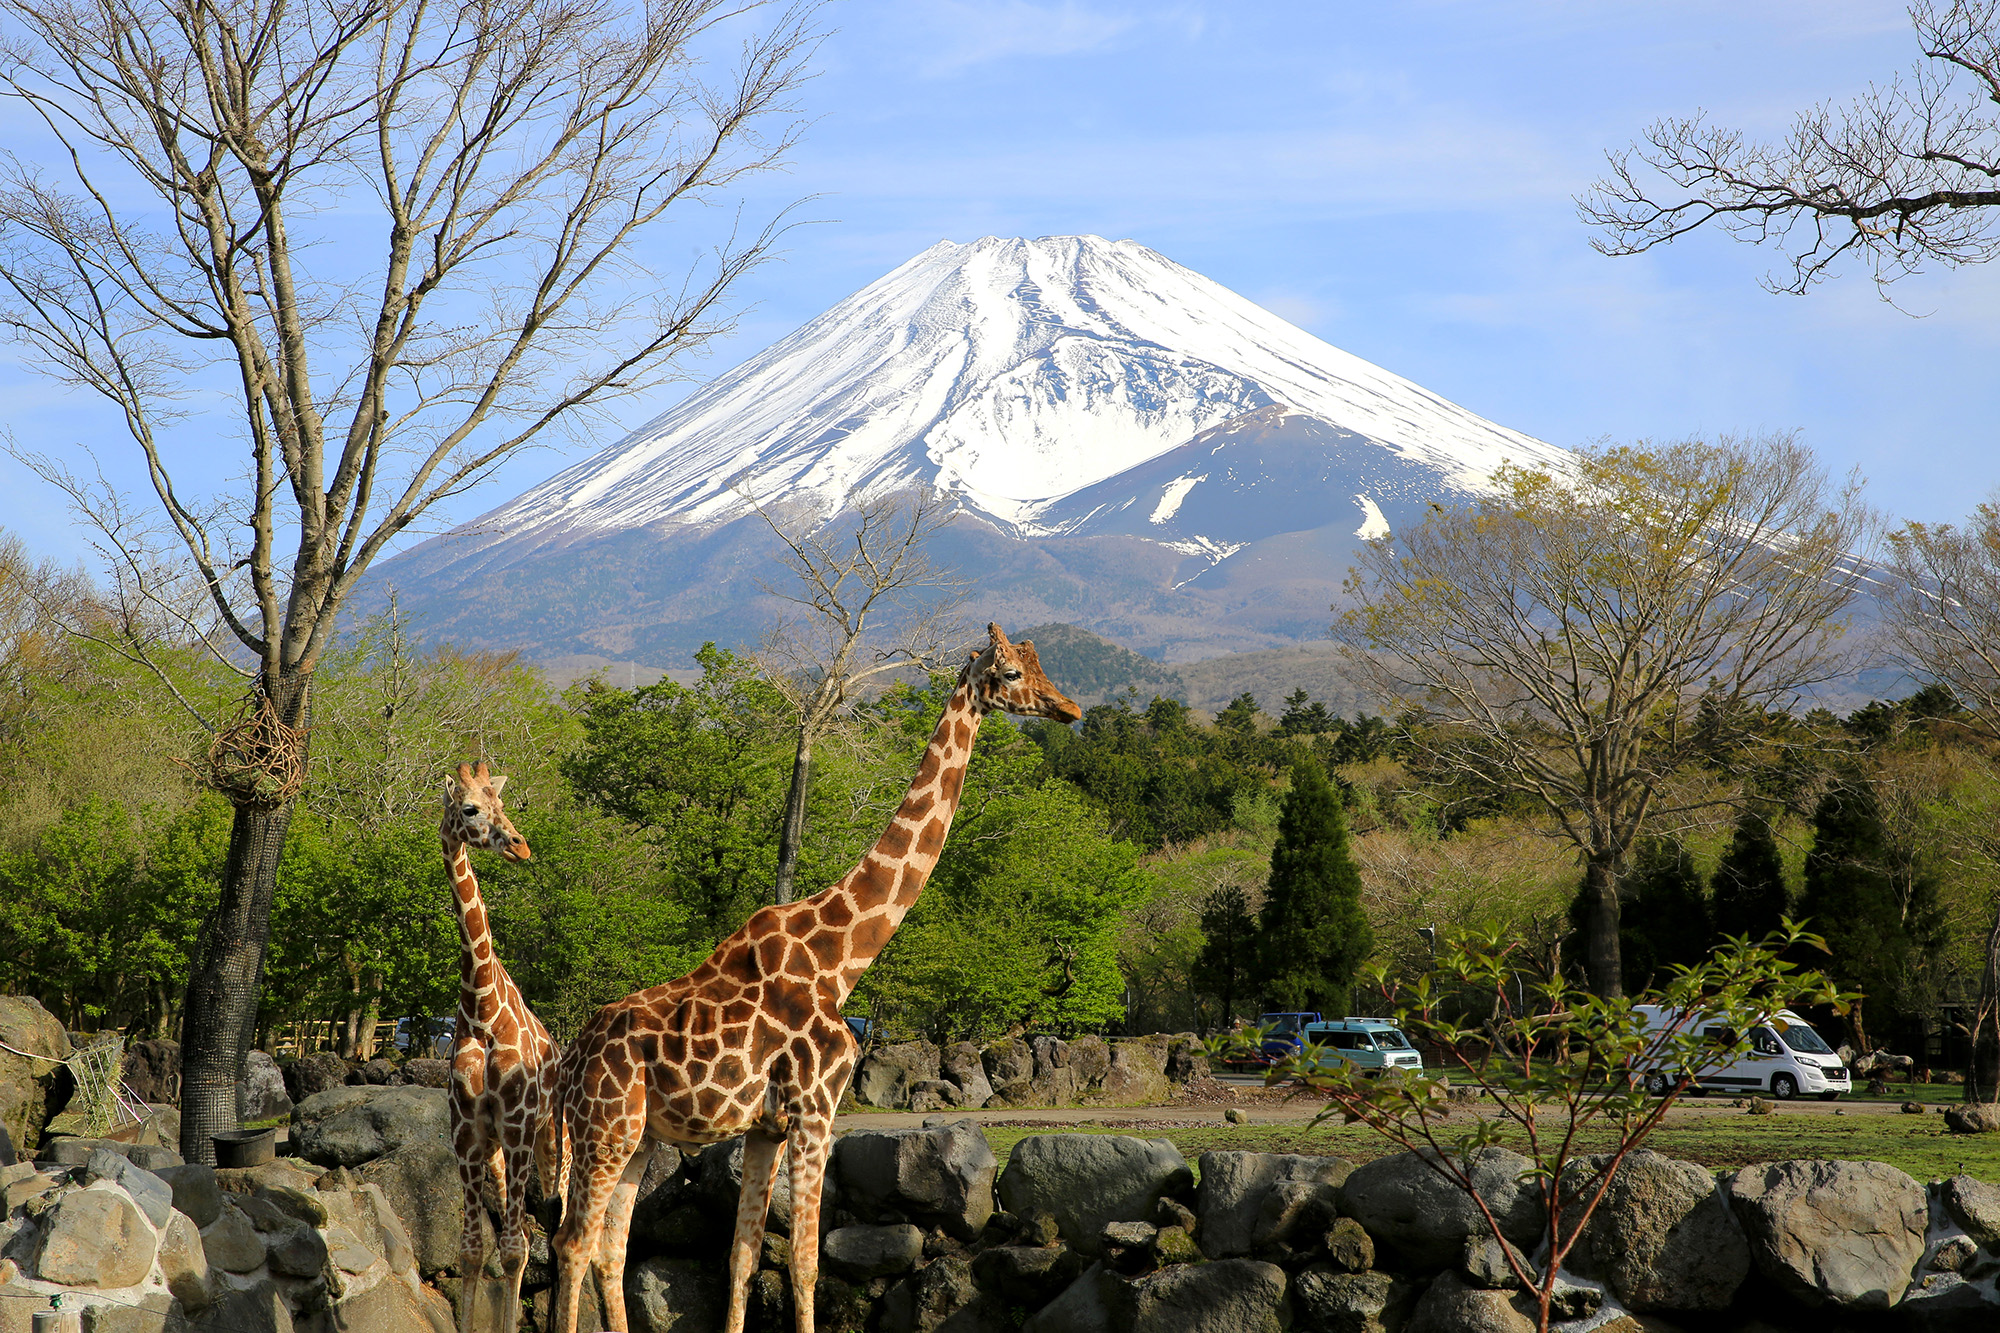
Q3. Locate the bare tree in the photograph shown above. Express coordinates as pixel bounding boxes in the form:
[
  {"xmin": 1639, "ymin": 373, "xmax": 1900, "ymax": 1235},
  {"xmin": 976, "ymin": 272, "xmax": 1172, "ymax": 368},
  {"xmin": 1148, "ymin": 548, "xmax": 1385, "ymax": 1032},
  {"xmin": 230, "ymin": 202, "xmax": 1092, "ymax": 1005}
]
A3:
[
  {"xmin": 1581, "ymin": 1, "xmax": 2000, "ymax": 293},
  {"xmin": 749, "ymin": 485, "xmax": 965, "ymax": 903},
  {"xmin": 0, "ymin": 0, "xmax": 818, "ymax": 1162},
  {"xmin": 1880, "ymin": 500, "xmax": 2000, "ymax": 1099},
  {"xmin": 1338, "ymin": 436, "xmax": 1871, "ymax": 997}
]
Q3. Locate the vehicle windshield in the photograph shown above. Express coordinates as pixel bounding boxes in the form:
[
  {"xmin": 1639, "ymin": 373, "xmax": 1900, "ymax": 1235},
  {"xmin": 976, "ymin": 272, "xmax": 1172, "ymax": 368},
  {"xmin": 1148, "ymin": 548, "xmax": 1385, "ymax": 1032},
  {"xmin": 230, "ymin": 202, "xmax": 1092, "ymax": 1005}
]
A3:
[
  {"xmin": 1376, "ymin": 1030, "xmax": 1413, "ymax": 1049},
  {"xmin": 1776, "ymin": 1020, "xmax": 1835, "ymax": 1055}
]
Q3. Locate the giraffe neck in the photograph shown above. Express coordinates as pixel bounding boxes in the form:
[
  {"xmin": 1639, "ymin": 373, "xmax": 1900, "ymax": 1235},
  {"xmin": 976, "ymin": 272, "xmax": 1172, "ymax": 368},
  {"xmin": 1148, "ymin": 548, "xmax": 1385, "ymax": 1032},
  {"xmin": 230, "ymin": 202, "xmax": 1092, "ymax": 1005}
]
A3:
[
  {"xmin": 444, "ymin": 834, "xmax": 500, "ymax": 1020},
  {"xmin": 827, "ymin": 679, "xmax": 984, "ymax": 1003}
]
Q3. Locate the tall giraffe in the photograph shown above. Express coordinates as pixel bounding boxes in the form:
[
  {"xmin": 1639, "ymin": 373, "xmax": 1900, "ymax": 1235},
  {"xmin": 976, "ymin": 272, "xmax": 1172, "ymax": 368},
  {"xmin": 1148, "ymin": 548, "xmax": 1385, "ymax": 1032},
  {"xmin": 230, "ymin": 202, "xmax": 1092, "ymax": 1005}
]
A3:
[
  {"xmin": 442, "ymin": 761, "xmax": 562, "ymax": 1333},
  {"xmin": 548, "ymin": 625, "xmax": 1080, "ymax": 1333}
]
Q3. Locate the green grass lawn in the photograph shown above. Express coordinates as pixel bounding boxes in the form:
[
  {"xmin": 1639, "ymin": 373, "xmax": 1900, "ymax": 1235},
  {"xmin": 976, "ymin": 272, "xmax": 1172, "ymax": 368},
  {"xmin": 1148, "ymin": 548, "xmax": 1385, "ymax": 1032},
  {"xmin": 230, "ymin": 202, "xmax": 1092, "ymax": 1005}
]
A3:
[{"xmin": 964, "ymin": 1105, "xmax": 2000, "ymax": 1185}]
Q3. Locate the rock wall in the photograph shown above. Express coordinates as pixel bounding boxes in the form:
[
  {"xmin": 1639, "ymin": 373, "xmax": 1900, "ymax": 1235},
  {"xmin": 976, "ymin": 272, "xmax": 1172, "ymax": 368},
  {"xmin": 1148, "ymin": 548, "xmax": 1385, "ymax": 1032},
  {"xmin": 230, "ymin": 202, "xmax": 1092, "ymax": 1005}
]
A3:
[
  {"xmin": 853, "ymin": 1033, "xmax": 1207, "ymax": 1111},
  {"xmin": 256, "ymin": 1086, "xmax": 2000, "ymax": 1332},
  {"xmin": 0, "ymin": 996, "xmax": 70, "ymax": 1155}
]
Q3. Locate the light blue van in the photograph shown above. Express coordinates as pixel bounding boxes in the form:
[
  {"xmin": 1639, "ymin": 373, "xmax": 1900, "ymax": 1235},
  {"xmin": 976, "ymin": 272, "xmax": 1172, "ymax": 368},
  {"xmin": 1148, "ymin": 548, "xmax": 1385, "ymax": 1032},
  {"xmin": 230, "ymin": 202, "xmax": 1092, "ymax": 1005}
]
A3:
[{"xmin": 1301, "ymin": 1018, "xmax": 1425, "ymax": 1075}]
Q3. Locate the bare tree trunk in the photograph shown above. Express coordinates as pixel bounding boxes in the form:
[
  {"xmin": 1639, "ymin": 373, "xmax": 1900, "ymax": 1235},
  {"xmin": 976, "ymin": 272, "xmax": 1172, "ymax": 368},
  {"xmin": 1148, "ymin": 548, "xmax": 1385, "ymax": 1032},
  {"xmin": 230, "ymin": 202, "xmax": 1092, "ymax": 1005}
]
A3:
[
  {"xmin": 1582, "ymin": 855, "xmax": 1623, "ymax": 999},
  {"xmin": 773, "ymin": 735, "xmax": 814, "ymax": 905},
  {"xmin": 1968, "ymin": 902, "xmax": 2000, "ymax": 1103}
]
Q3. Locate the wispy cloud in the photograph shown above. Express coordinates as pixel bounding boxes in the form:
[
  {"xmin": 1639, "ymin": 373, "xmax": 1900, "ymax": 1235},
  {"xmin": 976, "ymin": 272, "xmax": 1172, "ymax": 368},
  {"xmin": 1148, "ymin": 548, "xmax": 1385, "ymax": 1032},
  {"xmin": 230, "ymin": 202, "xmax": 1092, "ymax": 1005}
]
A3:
[{"xmin": 908, "ymin": 1, "xmax": 1153, "ymax": 76}]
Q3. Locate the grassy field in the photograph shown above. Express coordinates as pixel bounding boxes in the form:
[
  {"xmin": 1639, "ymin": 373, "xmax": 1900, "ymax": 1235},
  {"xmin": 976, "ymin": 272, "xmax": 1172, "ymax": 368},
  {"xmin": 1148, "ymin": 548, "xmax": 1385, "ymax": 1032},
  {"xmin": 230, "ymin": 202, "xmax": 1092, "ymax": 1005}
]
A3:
[{"xmin": 967, "ymin": 1103, "xmax": 2000, "ymax": 1185}]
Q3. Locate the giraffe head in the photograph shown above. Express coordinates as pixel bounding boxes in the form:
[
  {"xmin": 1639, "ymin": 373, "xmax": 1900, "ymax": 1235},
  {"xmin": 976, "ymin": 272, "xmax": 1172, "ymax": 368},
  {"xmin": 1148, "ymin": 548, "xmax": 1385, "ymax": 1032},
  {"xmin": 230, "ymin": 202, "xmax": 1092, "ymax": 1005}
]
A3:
[
  {"xmin": 442, "ymin": 761, "xmax": 533, "ymax": 861},
  {"xmin": 964, "ymin": 623, "xmax": 1082, "ymax": 723}
]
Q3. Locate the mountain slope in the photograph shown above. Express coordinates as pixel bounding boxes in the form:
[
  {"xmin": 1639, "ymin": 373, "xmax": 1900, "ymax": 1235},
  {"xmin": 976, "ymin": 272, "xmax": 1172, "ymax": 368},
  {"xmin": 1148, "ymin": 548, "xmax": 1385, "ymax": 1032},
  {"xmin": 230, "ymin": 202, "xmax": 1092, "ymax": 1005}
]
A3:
[{"xmin": 367, "ymin": 235, "xmax": 1571, "ymax": 668}]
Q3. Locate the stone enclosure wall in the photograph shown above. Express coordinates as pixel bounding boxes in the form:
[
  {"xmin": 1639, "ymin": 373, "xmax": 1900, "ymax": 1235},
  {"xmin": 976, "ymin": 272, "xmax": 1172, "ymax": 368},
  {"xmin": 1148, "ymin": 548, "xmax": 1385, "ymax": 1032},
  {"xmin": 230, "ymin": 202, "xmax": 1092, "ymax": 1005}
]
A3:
[{"xmin": 851, "ymin": 1033, "xmax": 1209, "ymax": 1111}]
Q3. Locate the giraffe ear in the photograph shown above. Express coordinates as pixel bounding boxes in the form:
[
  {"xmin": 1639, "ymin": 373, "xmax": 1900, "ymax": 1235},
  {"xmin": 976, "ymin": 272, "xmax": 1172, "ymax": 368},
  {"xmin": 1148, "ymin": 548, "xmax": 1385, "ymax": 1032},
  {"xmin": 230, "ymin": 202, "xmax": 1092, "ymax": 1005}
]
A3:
[
  {"xmin": 443, "ymin": 776, "xmax": 459, "ymax": 798},
  {"xmin": 489, "ymin": 774, "xmax": 508, "ymax": 795}
]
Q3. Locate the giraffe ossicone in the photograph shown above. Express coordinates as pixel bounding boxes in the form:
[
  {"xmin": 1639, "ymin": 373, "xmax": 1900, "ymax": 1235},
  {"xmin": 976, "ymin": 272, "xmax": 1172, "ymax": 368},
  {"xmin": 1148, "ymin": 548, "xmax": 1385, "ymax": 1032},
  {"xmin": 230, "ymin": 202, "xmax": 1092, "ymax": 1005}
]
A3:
[
  {"xmin": 442, "ymin": 760, "xmax": 563, "ymax": 1333},
  {"xmin": 549, "ymin": 623, "xmax": 1081, "ymax": 1333}
]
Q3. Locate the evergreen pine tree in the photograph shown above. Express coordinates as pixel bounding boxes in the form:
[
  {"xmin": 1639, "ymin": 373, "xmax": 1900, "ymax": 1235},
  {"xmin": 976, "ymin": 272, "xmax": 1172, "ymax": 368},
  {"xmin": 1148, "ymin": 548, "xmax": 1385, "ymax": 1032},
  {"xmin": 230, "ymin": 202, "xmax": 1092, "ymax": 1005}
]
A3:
[
  {"xmin": 1193, "ymin": 886, "xmax": 1257, "ymax": 1028},
  {"xmin": 1798, "ymin": 779, "xmax": 1909, "ymax": 1051},
  {"xmin": 1255, "ymin": 757, "xmax": 1373, "ymax": 1014},
  {"xmin": 1616, "ymin": 838, "xmax": 1712, "ymax": 993},
  {"xmin": 1712, "ymin": 807, "xmax": 1789, "ymax": 942}
]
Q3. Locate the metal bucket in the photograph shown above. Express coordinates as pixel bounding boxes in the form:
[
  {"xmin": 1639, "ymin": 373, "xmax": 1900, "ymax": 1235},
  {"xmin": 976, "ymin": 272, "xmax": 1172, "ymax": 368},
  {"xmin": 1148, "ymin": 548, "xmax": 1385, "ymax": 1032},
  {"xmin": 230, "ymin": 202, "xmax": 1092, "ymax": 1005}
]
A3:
[{"xmin": 212, "ymin": 1126, "xmax": 277, "ymax": 1168}]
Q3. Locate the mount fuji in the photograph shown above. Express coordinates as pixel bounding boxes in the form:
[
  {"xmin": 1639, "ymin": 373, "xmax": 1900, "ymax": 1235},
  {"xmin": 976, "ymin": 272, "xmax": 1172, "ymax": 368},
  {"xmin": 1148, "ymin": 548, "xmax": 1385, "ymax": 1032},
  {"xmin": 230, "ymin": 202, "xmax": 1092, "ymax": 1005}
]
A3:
[{"xmin": 369, "ymin": 235, "xmax": 1572, "ymax": 673}]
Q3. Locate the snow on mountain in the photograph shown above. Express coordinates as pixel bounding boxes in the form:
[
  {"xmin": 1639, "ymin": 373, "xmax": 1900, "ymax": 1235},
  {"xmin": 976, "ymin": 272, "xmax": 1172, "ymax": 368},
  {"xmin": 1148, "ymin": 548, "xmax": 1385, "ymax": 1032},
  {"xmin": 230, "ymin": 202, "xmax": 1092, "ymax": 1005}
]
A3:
[{"xmin": 477, "ymin": 234, "xmax": 1569, "ymax": 540}]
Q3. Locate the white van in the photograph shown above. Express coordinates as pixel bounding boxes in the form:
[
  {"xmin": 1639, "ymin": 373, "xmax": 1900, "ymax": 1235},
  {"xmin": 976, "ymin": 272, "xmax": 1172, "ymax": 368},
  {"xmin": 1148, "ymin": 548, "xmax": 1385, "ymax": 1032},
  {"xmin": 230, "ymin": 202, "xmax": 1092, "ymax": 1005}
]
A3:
[{"xmin": 1632, "ymin": 1006, "xmax": 1850, "ymax": 1102}]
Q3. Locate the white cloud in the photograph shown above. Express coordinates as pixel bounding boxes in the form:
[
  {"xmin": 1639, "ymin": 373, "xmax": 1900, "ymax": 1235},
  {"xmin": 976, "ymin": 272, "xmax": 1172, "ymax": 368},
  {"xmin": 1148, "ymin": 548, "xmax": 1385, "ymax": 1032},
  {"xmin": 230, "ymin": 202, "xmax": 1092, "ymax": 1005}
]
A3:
[{"xmin": 910, "ymin": 1, "xmax": 1143, "ymax": 76}]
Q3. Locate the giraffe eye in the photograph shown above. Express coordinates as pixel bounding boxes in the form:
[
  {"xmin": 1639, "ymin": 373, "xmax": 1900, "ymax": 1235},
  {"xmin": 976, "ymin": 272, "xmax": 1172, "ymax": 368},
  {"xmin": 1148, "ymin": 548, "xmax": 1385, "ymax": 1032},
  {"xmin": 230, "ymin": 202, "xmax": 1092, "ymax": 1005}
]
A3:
[
  {"xmin": 1002, "ymin": 669, "xmax": 1023, "ymax": 681},
  {"xmin": 462, "ymin": 805, "xmax": 479, "ymax": 817}
]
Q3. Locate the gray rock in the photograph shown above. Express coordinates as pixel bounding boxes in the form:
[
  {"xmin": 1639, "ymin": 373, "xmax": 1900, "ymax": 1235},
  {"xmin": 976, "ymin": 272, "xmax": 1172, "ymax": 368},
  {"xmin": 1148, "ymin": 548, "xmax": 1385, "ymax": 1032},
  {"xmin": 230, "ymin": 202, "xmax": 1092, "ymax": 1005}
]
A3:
[
  {"xmin": 1100, "ymin": 1220, "xmax": 1158, "ymax": 1273},
  {"xmin": 35, "ymin": 1187, "xmax": 157, "ymax": 1287},
  {"xmin": 282, "ymin": 1051, "xmax": 349, "ymax": 1104},
  {"xmin": 942, "ymin": 1042, "xmax": 994, "ymax": 1108},
  {"xmin": 982, "ymin": 1039, "xmax": 1035, "ymax": 1095},
  {"xmin": 80, "ymin": 1290, "xmax": 177, "ymax": 1333},
  {"xmin": 854, "ymin": 1041, "xmax": 943, "ymax": 1109},
  {"xmin": 833, "ymin": 1119, "xmax": 997, "ymax": 1240},
  {"xmin": 1096, "ymin": 1042, "xmax": 1171, "ymax": 1105},
  {"xmin": 1406, "ymin": 1269, "xmax": 1533, "ymax": 1333},
  {"xmin": 0, "ymin": 995, "xmax": 69, "ymax": 1154},
  {"xmin": 999, "ymin": 1135, "xmax": 1191, "ymax": 1257},
  {"xmin": 908, "ymin": 1079, "xmax": 962, "ymax": 1114},
  {"xmin": 1725, "ymin": 1157, "xmax": 1926, "ymax": 1309},
  {"xmin": 972, "ymin": 1242, "xmax": 1086, "ymax": 1307},
  {"xmin": 1164, "ymin": 1035, "xmax": 1208, "ymax": 1085},
  {"xmin": 325, "ymin": 1220, "xmax": 384, "ymax": 1275},
  {"xmin": 1292, "ymin": 1268, "xmax": 1415, "ymax": 1333},
  {"xmin": 344, "ymin": 1183, "xmax": 418, "ymax": 1275},
  {"xmin": 1546, "ymin": 1280, "xmax": 1602, "ymax": 1320},
  {"xmin": 1324, "ymin": 1217, "xmax": 1374, "ymax": 1274},
  {"xmin": 1561, "ymin": 1149, "xmax": 1749, "ymax": 1312},
  {"xmin": 1942, "ymin": 1103, "xmax": 2000, "ymax": 1134},
  {"xmin": 1021, "ymin": 1261, "xmax": 1120, "ymax": 1333},
  {"xmin": 124, "ymin": 1143, "xmax": 183, "ymax": 1174},
  {"xmin": 881, "ymin": 1251, "xmax": 999, "ymax": 1333},
  {"xmin": 625, "ymin": 1255, "xmax": 727, "ymax": 1333},
  {"xmin": 318, "ymin": 1273, "xmax": 454, "ymax": 1333},
  {"xmin": 1462, "ymin": 1234, "xmax": 1527, "ymax": 1289},
  {"xmin": 291, "ymin": 1085, "xmax": 449, "ymax": 1167},
  {"xmin": 1252, "ymin": 1179, "xmax": 1344, "ymax": 1260},
  {"xmin": 266, "ymin": 1219, "xmax": 329, "ymax": 1277},
  {"xmin": 36, "ymin": 1136, "xmax": 124, "ymax": 1166},
  {"xmin": 236, "ymin": 1050, "xmax": 293, "ymax": 1123},
  {"xmin": 627, "ymin": 1143, "xmax": 690, "ymax": 1250},
  {"xmin": 189, "ymin": 1278, "xmax": 294, "ymax": 1333},
  {"xmin": 1337, "ymin": 1147, "xmax": 1544, "ymax": 1271},
  {"xmin": 160, "ymin": 1209, "xmax": 213, "ymax": 1311},
  {"xmin": 823, "ymin": 1222, "xmax": 924, "ymax": 1279},
  {"xmin": 355, "ymin": 1140, "xmax": 462, "ymax": 1274},
  {"xmin": 1940, "ymin": 1173, "xmax": 2000, "ymax": 1247},
  {"xmin": 1196, "ymin": 1150, "xmax": 1354, "ymax": 1260},
  {"xmin": 396, "ymin": 1058, "xmax": 451, "ymax": 1089},
  {"xmin": 201, "ymin": 1200, "xmax": 269, "ymax": 1273},
  {"xmin": 1932, "ymin": 1234, "xmax": 1978, "ymax": 1272},
  {"xmin": 84, "ymin": 1148, "xmax": 174, "ymax": 1227},
  {"xmin": 1116, "ymin": 1258, "xmax": 1288, "ymax": 1333},
  {"xmin": 360, "ymin": 1057, "xmax": 398, "ymax": 1085}
]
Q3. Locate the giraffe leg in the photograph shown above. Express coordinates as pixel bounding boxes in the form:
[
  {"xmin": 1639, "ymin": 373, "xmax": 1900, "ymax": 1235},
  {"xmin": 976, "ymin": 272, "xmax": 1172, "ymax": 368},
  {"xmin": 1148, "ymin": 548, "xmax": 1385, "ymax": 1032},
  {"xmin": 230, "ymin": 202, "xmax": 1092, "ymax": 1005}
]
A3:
[
  {"xmin": 496, "ymin": 1127, "xmax": 538, "ymax": 1333},
  {"xmin": 591, "ymin": 1140, "xmax": 653, "ymax": 1333},
  {"xmin": 786, "ymin": 1113, "xmax": 835, "ymax": 1333},
  {"xmin": 451, "ymin": 1058, "xmax": 491, "ymax": 1333},
  {"xmin": 552, "ymin": 1115, "xmax": 640, "ymax": 1333},
  {"xmin": 724, "ymin": 1130, "xmax": 785, "ymax": 1333}
]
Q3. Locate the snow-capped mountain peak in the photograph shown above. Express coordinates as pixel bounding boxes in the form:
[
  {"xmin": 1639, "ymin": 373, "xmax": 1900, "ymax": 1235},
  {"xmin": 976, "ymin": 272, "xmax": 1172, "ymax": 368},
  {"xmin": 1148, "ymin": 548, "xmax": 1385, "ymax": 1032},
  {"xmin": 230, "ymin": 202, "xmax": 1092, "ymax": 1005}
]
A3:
[{"xmin": 476, "ymin": 235, "xmax": 1569, "ymax": 538}]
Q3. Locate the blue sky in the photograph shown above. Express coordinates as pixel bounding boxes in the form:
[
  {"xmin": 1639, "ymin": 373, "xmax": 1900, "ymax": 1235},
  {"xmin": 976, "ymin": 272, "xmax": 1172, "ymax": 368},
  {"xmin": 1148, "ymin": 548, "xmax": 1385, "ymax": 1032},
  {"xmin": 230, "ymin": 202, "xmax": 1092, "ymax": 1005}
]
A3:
[{"xmin": 4, "ymin": 0, "xmax": 1996, "ymax": 566}]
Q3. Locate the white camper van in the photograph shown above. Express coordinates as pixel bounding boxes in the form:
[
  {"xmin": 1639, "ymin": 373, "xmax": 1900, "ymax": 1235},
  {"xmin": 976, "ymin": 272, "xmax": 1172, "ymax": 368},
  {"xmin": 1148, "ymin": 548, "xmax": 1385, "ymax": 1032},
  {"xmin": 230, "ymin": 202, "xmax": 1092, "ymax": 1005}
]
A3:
[{"xmin": 1632, "ymin": 1005, "xmax": 1850, "ymax": 1102}]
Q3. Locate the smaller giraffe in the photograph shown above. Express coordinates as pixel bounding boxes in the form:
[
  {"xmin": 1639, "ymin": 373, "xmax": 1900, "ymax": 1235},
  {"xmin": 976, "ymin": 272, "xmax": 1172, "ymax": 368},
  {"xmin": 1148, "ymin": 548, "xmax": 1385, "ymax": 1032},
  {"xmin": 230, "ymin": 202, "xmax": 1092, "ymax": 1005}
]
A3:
[{"xmin": 442, "ymin": 761, "xmax": 562, "ymax": 1333}]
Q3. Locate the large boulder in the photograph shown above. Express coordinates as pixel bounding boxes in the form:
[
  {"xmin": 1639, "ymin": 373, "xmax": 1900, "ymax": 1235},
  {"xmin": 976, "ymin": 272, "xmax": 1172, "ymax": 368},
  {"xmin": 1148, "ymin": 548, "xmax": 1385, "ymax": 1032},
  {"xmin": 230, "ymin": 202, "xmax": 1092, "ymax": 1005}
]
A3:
[
  {"xmin": 1163, "ymin": 1035, "xmax": 1208, "ymax": 1085},
  {"xmin": 282, "ymin": 1050, "xmax": 350, "ymax": 1104},
  {"xmin": 1114, "ymin": 1258, "xmax": 1288, "ymax": 1333},
  {"xmin": 122, "ymin": 1039, "xmax": 181, "ymax": 1106},
  {"xmin": 1405, "ymin": 1270, "xmax": 1533, "ymax": 1333},
  {"xmin": 159, "ymin": 1210, "xmax": 212, "ymax": 1312},
  {"xmin": 1095, "ymin": 1042, "xmax": 1170, "ymax": 1105},
  {"xmin": 1338, "ymin": 1147, "xmax": 1545, "ymax": 1271},
  {"xmin": 1943, "ymin": 1103, "xmax": 2000, "ymax": 1135},
  {"xmin": 1291, "ymin": 1268, "xmax": 1416, "ymax": 1333},
  {"xmin": 998, "ymin": 1135, "xmax": 1191, "ymax": 1257},
  {"xmin": 236, "ymin": 1050, "xmax": 292, "ymax": 1122},
  {"xmin": 1724, "ymin": 1158, "xmax": 1927, "ymax": 1310},
  {"xmin": 833, "ymin": 1119, "xmax": 996, "ymax": 1239},
  {"xmin": 695, "ymin": 1137, "xmax": 799, "ymax": 1236},
  {"xmin": 853, "ymin": 1042, "xmax": 942, "ymax": 1110},
  {"xmin": 822, "ymin": 1223, "xmax": 924, "ymax": 1280},
  {"xmin": 880, "ymin": 1250, "xmax": 996, "ymax": 1333},
  {"xmin": 1196, "ymin": 1150, "xmax": 1352, "ymax": 1259},
  {"xmin": 1941, "ymin": 1174, "xmax": 2000, "ymax": 1248},
  {"xmin": 0, "ymin": 995, "xmax": 69, "ymax": 1152},
  {"xmin": 1021, "ymin": 1262, "xmax": 1122, "ymax": 1333},
  {"xmin": 626, "ymin": 1144, "xmax": 691, "ymax": 1251},
  {"xmin": 981, "ymin": 1039, "xmax": 1035, "ymax": 1096},
  {"xmin": 1560, "ymin": 1149, "xmax": 1749, "ymax": 1312},
  {"xmin": 355, "ymin": 1140, "xmax": 464, "ymax": 1274},
  {"xmin": 158, "ymin": 1162, "xmax": 225, "ymax": 1227},
  {"xmin": 940, "ymin": 1042, "xmax": 994, "ymax": 1109},
  {"xmin": 34, "ymin": 1185, "xmax": 157, "ymax": 1287},
  {"xmin": 1064, "ymin": 1037, "xmax": 1113, "ymax": 1090},
  {"xmin": 394, "ymin": 1059, "xmax": 451, "ymax": 1089},
  {"xmin": 291, "ymin": 1085, "xmax": 449, "ymax": 1167},
  {"xmin": 199, "ymin": 1199, "xmax": 270, "ymax": 1273}
]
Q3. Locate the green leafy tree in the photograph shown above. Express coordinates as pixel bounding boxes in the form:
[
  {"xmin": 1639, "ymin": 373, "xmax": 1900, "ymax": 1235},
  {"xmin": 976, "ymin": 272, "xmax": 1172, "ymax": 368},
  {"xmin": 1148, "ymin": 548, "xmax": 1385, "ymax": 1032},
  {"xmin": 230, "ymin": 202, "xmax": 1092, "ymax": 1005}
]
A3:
[
  {"xmin": 1256, "ymin": 758, "xmax": 1373, "ymax": 1015},
  {"xmin": 1216, "ymin": 693, "xmax": 1260, "ymax": 736},
  {"xmin": 1275, "ymin": 689, "xmax": 1335, "ymax": 738},
  {"xmin": 1712, "ymin": 807, "xmax": 1790, "ymax": 944},
  {"xmin": 1798, "ymin": 779, "xmax": 1911, "ymax": 1051}
]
